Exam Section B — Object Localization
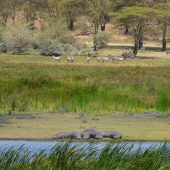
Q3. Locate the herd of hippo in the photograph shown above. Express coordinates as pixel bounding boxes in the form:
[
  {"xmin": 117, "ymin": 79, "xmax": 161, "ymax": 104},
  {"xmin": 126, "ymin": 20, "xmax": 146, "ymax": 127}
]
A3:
[{"xmin": 53, "ymin": 128, "xmax": 122, "ymax": 140}]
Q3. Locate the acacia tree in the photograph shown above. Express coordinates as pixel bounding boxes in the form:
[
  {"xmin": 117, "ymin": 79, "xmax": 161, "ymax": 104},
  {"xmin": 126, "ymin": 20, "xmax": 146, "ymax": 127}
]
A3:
[
  {"xmin": 113, "ymin": 0, "xmax": 155, "ymax": 48},
  {"xmin": 0, "ymin": 0, "xmax": 21, "ymax": 24},
  {"xmin": 22, "ymin": 0, "xmax": 48, "ymax": 29},
  {"xmin": 47, "ymin": 0, "xmax": 63, "ymax": 18},
  {"xmin": 60, "ymin": 0, "xmax": 85, "ymax": 31},
  {"xmin": 85, "ymin": 0, "xmax": 111, "ymax": 33},
  {"xmin": 115, "ymin": 6, "xmax": 155, "ymax": 55},
  {"xmin": 154, "ymin": 2, "xmax": 170, "ymax": 51}
]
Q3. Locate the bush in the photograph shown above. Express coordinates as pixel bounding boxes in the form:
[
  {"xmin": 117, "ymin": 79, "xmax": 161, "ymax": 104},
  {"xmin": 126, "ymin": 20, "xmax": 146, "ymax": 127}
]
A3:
[
  {"xmin": 2, "ymin": 23, "xmax": 33, "ymax": 54},
  {"xmin": 93, "ymin": 31, "xmax": 111, "ymax": 49},
  {"xmin": 36, "ymin": 17, "xmax": 74, "ymax": 49}
]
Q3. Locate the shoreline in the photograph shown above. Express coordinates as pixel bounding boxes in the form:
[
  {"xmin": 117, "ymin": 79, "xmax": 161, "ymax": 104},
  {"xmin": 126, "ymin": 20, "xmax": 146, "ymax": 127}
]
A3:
[{"xmin": 0, "ymin": 138, "xmax": 170, "ymax": 143}]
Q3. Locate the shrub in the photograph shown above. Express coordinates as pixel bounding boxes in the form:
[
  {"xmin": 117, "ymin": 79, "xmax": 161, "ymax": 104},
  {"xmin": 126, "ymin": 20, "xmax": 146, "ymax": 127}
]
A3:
[
  {"xmin": 35, "ymin": 17, "xmax": 74, "ymax": 49},
  {"xmin": 2, "ymin": 23, "xmax": 33, "ymax": 54},
  {"xmin": 93, "ymin": 31, "xmax": 111, "ymax": 49}
]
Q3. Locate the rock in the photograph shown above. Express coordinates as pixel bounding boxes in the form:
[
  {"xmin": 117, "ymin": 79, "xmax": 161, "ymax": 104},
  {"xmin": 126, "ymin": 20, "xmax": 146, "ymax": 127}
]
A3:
[
  {"xmin": 103, "ymin": 131, "xmax": 122, "ymax": 139},
  {"xmin": 53, "ymin": 132, "xmax": 82, "ymax": 139}
]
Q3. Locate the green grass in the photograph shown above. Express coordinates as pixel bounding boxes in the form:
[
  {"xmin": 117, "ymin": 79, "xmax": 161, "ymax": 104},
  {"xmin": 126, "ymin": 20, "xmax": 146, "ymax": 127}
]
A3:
[
  {"xmin": 0, "ymin": 54, "xmax": 170, "ymax": 114},
  {"xmin": 0, "ymin": 142, "xmax": 170, "ymax": 170}
]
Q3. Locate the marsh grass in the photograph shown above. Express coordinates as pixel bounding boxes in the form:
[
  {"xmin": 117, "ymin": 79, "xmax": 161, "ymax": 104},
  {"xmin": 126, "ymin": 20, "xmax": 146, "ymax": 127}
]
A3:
[
  {"xmin": 0, "ymin": 142, "xmax": 170, "ymax": 170},
  {"xmin": 0, "ymin": 58, "xmax": 170, "ymax": 114}
]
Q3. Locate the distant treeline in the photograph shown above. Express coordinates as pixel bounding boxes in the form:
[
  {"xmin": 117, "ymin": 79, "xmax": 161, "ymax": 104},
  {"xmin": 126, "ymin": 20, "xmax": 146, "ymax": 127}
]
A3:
[{"xmin": 0, "ymin": 0, "xmax": 170, "ymax": 54}]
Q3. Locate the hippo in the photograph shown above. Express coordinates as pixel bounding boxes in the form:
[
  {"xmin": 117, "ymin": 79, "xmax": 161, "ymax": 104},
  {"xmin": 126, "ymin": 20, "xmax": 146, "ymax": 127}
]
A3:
[
  {"xmin": 82, "ymin": 128, "xmax": 98, "ymax": 138},
  {"xmin": 82, "ymin": 128, "xmax": 103, "ymax": 139},
  {"xmin": 53, "ymin": 129, "xmax": 122, "ymax": 140},
  {"xmin": 103, "ymin": 131, "xmax": 122, "ymax": 139},
  {"xmin": 53, "ymin": 132, "xmax": 82, "ymax": 139},
  {"xmin": 81, "ymin": 132, "xmax": 90, "ymax": 139},
  {"xmin": 94, "ymin": 132, "xmax": 103, "ymax": 139}
]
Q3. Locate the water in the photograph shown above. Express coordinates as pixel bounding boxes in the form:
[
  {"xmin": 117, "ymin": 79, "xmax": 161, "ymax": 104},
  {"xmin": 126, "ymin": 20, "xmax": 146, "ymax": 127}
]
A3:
[{"xmin": 0, "ymin": 140, "xmax": 169, "ymax": 155}]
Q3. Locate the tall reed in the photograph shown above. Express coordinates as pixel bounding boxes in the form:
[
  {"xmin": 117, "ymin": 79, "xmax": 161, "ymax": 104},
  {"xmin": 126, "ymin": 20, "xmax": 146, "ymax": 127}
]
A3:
[{"xmin": 0, "ymin": 142, "xmax": 170, "ymax": 170}]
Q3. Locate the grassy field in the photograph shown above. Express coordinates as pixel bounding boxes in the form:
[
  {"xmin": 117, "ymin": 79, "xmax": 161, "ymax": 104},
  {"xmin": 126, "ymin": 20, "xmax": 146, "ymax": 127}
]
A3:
[
  {"xmin": 0, "ymin": 47, "xmax": 170, "ymax": 140},
  {"xmin": 0, "ymin": 142, "xmax": 170, "ymax": 170},
  {"xmin": 0, "ymin": 50, "xmax": 170, "ymax": 114}
]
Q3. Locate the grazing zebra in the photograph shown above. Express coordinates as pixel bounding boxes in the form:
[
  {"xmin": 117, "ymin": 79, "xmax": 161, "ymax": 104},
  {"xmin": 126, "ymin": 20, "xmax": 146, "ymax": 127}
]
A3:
[
  {"xmin": 86, "ymin": 57, "xmax": 90, "ymax": 63},
  {"xmin": 112, "ymin": 57, "xmax": 125, "ymax": 61},
  {"xmin": 102, "ymin": 57, "xmax": 109, "ymax": 63},
  {"xmin": 97, "ymin": 57, "xmax": 102, "ymax": 62},
  {"xmin": 67, "ymin": 57, "xmax": 75, "ymax": 63}
]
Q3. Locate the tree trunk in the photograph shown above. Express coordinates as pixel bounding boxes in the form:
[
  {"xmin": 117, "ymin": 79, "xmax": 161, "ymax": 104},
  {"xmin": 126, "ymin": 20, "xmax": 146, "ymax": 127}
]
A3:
[
  {"xmin": 101, "ymin": 23, "xmax": 105, "ymax": 31},
  {"xmin": 100, "ymin": 12, "xmax": 106, "ymax": 31},
  {"xmin": 94, "ymin": 24, "xmax": 99, "ymax": 34},
  {"xmin": 139, "ymin": 40, "xmax": 143, "ymax": 49},
  {"xmin": 162, "ymin": 25, "xmax": 167, "ymax": 52},
  {"xmin": 68, "ymin": 19, "xmax": 74, "ymax": 31},
  {"xmin": 138, "ymin": 32, "xmax": 143, "ymax": 50},
  {"xmin": 93, "ymin": 35, "xmax": 97, "ymax": 51},
  {"xmin": 3, "ymin": 15, "xmax": 8, "ymax": 24},
  {"xmin": 133, "ymin": 35, "xmax": 139, "ymax": 55},
  {"xmin": 133, "ymin": 42, "xmax": 138, "ymax": 55},
  {"xmin": 125, "ymin": 27, "xmax": 129, "ymax": 35},
  {"xmin": 138, "ymin": 20, "xmax": 144, "ymax": 50}
]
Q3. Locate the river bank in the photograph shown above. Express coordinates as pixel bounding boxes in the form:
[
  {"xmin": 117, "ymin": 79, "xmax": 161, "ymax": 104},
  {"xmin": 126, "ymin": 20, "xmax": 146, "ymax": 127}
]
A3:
[{"xmin": 0, "ymin": 112, "xmax": 170, "ymax": 141}]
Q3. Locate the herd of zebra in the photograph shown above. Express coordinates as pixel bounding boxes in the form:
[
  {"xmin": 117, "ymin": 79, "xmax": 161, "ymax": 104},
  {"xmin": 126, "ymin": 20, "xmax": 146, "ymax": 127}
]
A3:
[
  {"xmin": 52, "ymin": 55, "xmax": 126, "ymax": 63},
  {"xmin": 51, "ymin": 51, "xmax": 136, "ymax": 63}
]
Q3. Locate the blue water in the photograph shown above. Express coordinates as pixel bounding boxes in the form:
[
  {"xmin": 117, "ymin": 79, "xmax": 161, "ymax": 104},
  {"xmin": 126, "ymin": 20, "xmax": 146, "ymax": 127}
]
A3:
[{"xmin": 0, "ymin": 140, "xmax": 169, "ymax": 155}]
